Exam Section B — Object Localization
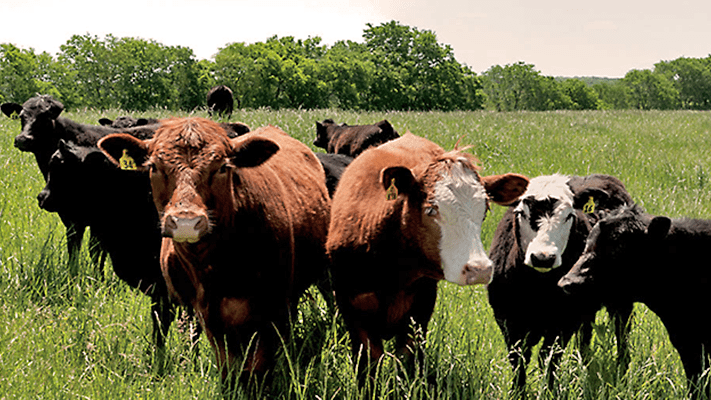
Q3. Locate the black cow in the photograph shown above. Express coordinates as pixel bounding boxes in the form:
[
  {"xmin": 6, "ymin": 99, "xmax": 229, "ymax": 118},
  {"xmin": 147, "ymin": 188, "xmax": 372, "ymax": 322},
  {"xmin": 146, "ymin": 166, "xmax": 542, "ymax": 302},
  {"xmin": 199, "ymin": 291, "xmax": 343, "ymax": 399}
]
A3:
[
  {"xmin": 99, "ymin": 116, "xmax": 160, "ymax": 128},
  {"xmin": 559, "ymin": 205, "xmax": 711, "ymax": 398},
  {"xmin": 313, "ymin": 118, "xmax": 399, "ymax": 158},
  {"xmin": 38, "ymin": 138, "xmax": 184, "ymax": 357},
  {"xmin": 206, "ymin": 85, "xmax": 234, "ymax": 119},
  {"xmin": 487, "ymin": 174, "xmax": 635, "ymax": 393},
  {"xmin": 2, "ymin": 95, "xmax": 155, "ymax": 269},
  {"xmin": 315, "ymin": 153, "xmax": 353, "ymax": 198}
]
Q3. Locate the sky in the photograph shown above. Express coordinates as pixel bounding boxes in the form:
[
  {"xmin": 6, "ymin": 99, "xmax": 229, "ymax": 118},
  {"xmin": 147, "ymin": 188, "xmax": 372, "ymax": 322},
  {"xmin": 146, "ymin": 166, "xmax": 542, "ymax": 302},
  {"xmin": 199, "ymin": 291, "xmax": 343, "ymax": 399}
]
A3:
[{"xmin": 2, "ymin": 0, "xmax": 710, "ymax": 78}]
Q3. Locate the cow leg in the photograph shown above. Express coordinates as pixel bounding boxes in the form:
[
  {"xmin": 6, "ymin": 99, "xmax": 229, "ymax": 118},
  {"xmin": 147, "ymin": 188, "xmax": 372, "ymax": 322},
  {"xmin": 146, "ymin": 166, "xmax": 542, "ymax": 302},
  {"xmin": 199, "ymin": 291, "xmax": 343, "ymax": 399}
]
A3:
[
  {"xmin": 500, "ymin": 326, "xmax": 536, "ymax": 395},
  {"xmin": 86, "ymin": 231, "xmax": 107, "ymax": 279},
  {"xmin": 61, "ymin": 217, "xmax": 84, "ymax": 276},
  {"xmin": 347, "ymin": 318, "xmax": 385, "ymax": 388},
  {"xmin": 150, "ymin": 292, "xmax": 175, "ymax": 375},
  {"xmin": 609, "ymin": 302, "xmax": 634, "ymax": 375},
  {"xmin": 539, "ymin": 333, "xmax": 570, "ymax": 391},
  {"xmin": 394, "ymin": 280, "xmax": 437, "ymax": 383}
]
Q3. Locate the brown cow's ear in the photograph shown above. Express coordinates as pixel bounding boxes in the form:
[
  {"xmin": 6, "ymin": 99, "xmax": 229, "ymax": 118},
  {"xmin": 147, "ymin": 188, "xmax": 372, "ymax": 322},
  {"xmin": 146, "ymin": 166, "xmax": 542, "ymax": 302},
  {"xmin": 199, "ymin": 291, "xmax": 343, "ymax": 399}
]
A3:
[
  {"xmin": 380, "ymin": 166, "xmax": 415, "ymax": 200},
  {"xmin": 230, "ymin": 136, "xmax": 280, "ymax": 168},
  {"xmin": 482, "ymin": 173, "xmax": 529, "ymax": 206},
  {"xmin": 97, "ymin": 133, "xmax": 150, "ymax": 171}
]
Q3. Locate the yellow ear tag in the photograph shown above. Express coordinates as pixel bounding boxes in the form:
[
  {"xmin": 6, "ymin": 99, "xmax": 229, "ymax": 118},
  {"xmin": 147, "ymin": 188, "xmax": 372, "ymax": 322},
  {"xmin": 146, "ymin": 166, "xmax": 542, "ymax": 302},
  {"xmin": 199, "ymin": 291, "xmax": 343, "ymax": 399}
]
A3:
[
  {"xmin": 583, "ymin": 196, "xmax": 596, "ymax": 214},
  {"xmin": 119, "ymin": 149, "xmax": 137, "ymax": 171},
  {"xmin": 386, "ymin": 178, "xmax": 398, "ymax": 201}
]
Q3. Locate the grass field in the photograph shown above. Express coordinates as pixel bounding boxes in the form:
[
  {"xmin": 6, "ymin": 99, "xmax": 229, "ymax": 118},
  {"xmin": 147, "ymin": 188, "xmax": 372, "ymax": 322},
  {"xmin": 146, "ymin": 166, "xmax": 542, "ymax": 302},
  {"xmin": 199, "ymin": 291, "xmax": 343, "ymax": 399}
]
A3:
[{"xmin": 1, "ymin": 108, "xmax": 710, "ymax": 399}]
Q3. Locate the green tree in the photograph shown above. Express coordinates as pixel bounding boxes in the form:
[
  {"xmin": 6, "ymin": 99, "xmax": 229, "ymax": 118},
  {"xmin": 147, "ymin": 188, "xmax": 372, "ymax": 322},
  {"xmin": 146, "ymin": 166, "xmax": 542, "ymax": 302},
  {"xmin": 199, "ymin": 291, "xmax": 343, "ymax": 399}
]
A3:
[
  {"xmin": 482, "ymin": 62, "xmax": 545, "ymax": 111},
  {"xmin": 655, "ymin": 57, "xmax": 711, "ymax": 110},
  {"xmin": 561, "ymin": 78, "xmax": 600, "ymax": 110},
  {"xmin": 0, "ymin": 43, "xmax": 62, "ymax": 104},
  {"xmin": 362, "ymin": 20, "xmax": 483, "ymax": 111},
  {"xmin": 593, "ymin": 80, "xmax": 631, "ymax": 110},
  {"xmin": 318, "ymin": 40, "xmax": 374, "ymax": 109},
  {"xmin": 622, "ymin": 69, "xmax": 679, "ymax": 110}
]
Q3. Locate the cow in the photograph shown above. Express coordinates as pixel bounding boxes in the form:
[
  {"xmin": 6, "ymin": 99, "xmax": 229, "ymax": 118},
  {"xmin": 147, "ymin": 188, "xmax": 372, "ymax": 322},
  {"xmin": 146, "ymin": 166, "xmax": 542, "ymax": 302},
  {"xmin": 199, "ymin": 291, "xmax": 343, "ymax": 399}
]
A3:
[
  {"xmin": 559, "ymin": 204, "xmax": 711, "ymax": 398},
  {"xmin": 315, "ymin": 153, "xmax": 353, "ymax": 197},
  {"xmin": 2, "ymin": 95, "xmax": 155, "ymax": 269},
  {"xmin": 313, "ymin": 118, "xmax": 400, "ymax": 158},
  {"xmin": 98, "ymin": 116, "xmax": 159, "ymax": 128},
  {"xmin": 37, "ymin": 138, "xmax": 181, "ymax": 361},
  {"xmin": 325, "ymin": 132, "xmax": 529, "ymax": 384},
  {"xmin": 207, "ymin": 85, "xmax": 234, "ymax": 119},
  {"xmin": 487, "ymin": 174, "xmax": 635, "ymax": 394},
  {"xmin": 97, "ymin": 119, "xmax": 331, "ymax": 393}
]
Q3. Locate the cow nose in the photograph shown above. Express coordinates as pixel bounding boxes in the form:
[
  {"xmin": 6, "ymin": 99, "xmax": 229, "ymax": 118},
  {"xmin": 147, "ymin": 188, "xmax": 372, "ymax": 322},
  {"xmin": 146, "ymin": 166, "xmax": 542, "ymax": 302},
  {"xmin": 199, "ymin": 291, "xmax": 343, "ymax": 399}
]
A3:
[
  {"xmin": 37, "ymin": 189, "xmax": 55, "ymax": 211},
  {"xmin": 163, "ymin": 215, "xmax": 209, "ymax": 243},
  {"xmin": 463, "ymin": 261, "xmax": 493, "ymax": 285},
  {"xmin": 530, "ymin": 253, "xmax": 556, "ymax": 272}
]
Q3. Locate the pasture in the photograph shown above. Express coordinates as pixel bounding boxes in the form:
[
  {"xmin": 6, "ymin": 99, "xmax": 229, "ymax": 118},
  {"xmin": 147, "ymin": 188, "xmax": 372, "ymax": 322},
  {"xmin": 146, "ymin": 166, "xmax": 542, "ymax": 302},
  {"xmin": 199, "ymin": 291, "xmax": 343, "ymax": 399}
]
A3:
[{"xmin": 1, "ymin": 108, "xmax": 710, "ymax": 399}]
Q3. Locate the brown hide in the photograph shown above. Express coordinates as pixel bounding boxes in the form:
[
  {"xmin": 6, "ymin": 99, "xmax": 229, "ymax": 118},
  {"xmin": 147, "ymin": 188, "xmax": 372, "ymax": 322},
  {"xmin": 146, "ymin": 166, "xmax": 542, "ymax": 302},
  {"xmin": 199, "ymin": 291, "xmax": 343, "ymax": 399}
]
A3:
[
  {"xmin": 326, "ymin": 133, "xmax": 469, "ymax": 382},
  {"xmin": 99, "ymin": 119, "xmax": 330, "ymax": 387}
]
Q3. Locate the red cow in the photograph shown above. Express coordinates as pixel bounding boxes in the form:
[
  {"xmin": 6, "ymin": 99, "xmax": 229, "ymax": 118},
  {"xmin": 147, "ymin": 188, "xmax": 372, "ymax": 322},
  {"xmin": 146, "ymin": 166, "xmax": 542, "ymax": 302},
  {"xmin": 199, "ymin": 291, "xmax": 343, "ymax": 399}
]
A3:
[
  {"xmin": 326, "ymin": 133, "xmax": 529, "ymax": 383},
  {"xmin": 98, "ymin": 118, "xmax": 330, "ymax": 391}
]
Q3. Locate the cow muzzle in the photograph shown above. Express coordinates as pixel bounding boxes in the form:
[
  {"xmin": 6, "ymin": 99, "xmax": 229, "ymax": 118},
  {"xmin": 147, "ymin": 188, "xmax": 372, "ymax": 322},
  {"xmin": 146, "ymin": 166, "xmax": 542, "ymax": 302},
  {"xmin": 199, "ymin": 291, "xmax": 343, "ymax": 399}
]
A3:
[
  {"xmin": 462, "ymin": 261, "xmax": 494, "ymax": 285},
  {"xmin": 163, "ymin": 214, "xmax": 209, "ymax": 243}
]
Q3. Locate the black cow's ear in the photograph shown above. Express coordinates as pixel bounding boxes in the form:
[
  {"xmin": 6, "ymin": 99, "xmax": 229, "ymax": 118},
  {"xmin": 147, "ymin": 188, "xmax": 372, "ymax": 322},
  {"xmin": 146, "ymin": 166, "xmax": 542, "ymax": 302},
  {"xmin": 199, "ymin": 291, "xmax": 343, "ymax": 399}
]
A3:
[
  {"xmin": 98, "ymin": 118, "xmax": 113, "ymax": 126},
  {"xmin": 380, "ymin": 166, "xmax": 415, "ymax": 200},
  {"xmin": 38, "ymin": 96, "xmax": 64, "ymax": 120},
  {"xmin": 230, "ymin": 136, "xmax": 279, "ymax": 168},
  {"xmin": 647, "ymin": 216, "xmax": 671, "ymax": 240},
  {"xmin": 97, "ymin": 133, "xmax": 150, "ymax": 171},
  {"xmin": 1, "ymin": 103, "xmax": 23, "ymax": 118},
  {"xmin": 223, "ymin": 122, "xmax": 251, "ymax": 138}
]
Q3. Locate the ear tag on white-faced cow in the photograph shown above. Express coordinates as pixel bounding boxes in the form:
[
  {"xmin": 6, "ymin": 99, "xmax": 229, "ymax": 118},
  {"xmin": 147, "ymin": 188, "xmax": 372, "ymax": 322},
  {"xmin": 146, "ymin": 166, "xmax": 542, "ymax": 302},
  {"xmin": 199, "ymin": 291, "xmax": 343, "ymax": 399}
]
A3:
[
  {"xmin": 583, "ymin": 196, "xmax": 596, "ymax": 214},
  {"xmin": 119, "ymin": 149, "xmax": 137, "ymax": 171},
  {"xmin": 386, "ymin": 178, "xmax": 398, "ymax": 201}
]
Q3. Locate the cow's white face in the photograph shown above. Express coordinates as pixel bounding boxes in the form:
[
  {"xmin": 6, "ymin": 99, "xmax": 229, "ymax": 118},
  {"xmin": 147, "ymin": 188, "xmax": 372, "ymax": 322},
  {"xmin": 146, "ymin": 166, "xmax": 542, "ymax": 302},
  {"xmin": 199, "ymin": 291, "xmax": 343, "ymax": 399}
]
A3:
[
  {"xmin": 433, "ymin": 161, "xmax": 493, "ymax": 286},
  {"xmin": 513, "ymin": 174, "xmax": 575, "ymax": 272}
]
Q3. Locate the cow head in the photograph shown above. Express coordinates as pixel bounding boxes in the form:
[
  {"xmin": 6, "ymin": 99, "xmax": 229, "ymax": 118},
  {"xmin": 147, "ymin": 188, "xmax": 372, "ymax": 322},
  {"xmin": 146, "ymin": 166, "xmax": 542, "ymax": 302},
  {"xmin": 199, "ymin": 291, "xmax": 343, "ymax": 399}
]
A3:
[
  {"xmin": 38, "ymin": 139, "xmax": 111, "ymax": 213},
  {"xmin": 99, "ymin": 116, "xmax": 151, "ymax": 128},
  {"xmin": 5, "ymin": 95, "xmax": 64, "ymax": 153},
  {"xmin": 558, "ymin": 205, "xmax": 669, "ymax": 296},
  {"xmin": 98, "ymin": 118, "xmax": 279, "ymax": 244},
  {"xmin": 313, "ymin": 119, "xmax": 337, "ymax": 149},
  {"xmin": 385, "ymin": 153, "xmax": 528, "ymax": 286}
]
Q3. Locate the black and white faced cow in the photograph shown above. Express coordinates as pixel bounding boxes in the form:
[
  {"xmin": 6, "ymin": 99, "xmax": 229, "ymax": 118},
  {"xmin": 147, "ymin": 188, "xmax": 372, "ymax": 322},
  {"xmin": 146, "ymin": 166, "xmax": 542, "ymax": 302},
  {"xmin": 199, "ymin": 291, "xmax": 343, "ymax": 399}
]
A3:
[
  {"xmin": 559, "ymin": 205, "xmax": 711, "ymax": 398},
  {"xmin": 487, "ymin": 173, "xmax": 635, "ymax": 392}
]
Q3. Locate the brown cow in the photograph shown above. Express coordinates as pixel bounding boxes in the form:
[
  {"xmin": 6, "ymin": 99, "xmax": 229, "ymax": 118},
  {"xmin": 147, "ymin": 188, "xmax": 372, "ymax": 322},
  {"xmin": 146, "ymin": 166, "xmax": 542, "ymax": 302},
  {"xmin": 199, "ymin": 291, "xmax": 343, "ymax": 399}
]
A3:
[
  {"xmin": 326, "ymin": 133, "xmax": 529, "ymax": 384},
  {"xmin": 98, "ymin": 118, "xmax": 330, "ymax": 392}
]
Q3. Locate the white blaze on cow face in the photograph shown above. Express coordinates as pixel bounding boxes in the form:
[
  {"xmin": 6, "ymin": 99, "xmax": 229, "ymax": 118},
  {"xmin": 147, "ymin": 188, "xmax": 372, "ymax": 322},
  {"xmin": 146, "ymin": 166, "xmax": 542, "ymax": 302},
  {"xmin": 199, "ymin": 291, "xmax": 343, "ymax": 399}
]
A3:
[
  {"xmin": 433, "ymin": 161, "xmax": 493, "ymax": 286},
  {"xmin": 514, "ymin": 174, "xmax": 575, "ymax": 272}
]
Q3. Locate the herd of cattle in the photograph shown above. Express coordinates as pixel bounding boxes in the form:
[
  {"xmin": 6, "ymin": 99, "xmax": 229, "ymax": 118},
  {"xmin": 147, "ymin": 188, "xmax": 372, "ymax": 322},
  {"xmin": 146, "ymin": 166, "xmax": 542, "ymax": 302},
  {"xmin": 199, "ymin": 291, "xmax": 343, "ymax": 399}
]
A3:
[{"xmin": 2, "ymin": 93, "xmax": 710, "ymax": 397}]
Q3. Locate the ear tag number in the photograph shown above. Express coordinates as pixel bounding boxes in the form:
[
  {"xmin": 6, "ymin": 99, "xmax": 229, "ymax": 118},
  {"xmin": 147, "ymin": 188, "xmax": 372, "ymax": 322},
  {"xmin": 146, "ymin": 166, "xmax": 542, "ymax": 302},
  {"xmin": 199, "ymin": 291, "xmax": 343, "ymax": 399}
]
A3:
[
  {"xmin": 386, "ymin": 178, "xmax": 398, "ymax": 201},
  {"xmin": 119, "ymin": 149, "xmax": 137, "ymax": 171},
  {"xmin": 583, "ymin": 196, "xmax": 596, "ymax": 214}
]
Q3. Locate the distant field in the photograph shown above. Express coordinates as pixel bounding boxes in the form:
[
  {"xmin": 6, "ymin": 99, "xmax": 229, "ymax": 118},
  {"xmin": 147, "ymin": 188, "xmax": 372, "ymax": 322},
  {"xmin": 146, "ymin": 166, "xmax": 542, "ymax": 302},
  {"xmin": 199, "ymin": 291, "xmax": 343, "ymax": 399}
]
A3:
[{"xmin": 1, "ymin": 108, "xmax": 710, "ymax": 399}]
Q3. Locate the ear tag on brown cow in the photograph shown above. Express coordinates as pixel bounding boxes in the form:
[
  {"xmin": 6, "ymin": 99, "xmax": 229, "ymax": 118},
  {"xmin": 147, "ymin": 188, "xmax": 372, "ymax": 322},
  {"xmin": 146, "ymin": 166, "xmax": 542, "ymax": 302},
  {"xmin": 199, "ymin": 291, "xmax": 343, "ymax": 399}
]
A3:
[
  {"xmin": 119, "ymin": 149, "xmax": 137, "ymax": 171},
  {"xmin": 583, "ymin": 196, "xmax": 596, "ymax": 214},
  {"xmin": 386, "ymin": 178, "xmax": 398, "ymax": 201}
]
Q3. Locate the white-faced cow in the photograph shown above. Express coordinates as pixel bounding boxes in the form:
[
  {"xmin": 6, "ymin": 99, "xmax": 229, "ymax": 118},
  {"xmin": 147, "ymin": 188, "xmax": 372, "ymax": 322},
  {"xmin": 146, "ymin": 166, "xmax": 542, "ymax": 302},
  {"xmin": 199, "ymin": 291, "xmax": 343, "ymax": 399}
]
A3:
[
  {"xmin": 207, "ymin": 85, "xmax": 234, "ymax": 119},
  {"xmin": 326, "ymin": 132, "xmax": 528, "ymax": 384},
  {"xmin": 487, "ymin": 174, "xmax": 635, "ymax": 392},
  {"xmin": 559, "ymin": 204, "xmax": 711, "ymax": 398},
  {"xmin": 98, "ymin": 118, "xmax": 330, "ymax": 393},
  {"xmin": 313, "ymin": 118, "xmax": 399, "ymax": 158}
]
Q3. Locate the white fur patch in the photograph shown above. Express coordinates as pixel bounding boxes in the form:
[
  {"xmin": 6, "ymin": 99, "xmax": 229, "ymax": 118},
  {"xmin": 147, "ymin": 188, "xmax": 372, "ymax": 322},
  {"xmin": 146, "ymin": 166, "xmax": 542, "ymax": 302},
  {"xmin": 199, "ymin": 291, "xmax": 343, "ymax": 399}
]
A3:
[
  {"xmin": 514, "ymin": 174, "xmax": 575, "ymax": 270},
  {"xmin": 434, "ymin": 162, "xmax": 493, "ymax": 286}
]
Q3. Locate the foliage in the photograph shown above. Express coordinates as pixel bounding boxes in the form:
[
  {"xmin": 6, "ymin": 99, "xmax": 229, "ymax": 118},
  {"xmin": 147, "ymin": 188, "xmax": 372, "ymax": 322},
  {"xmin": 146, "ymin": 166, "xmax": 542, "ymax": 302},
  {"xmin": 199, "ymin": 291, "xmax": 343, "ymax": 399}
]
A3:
[{"xmin": 1, "ymin": 22, "xmax": 710, "ymax": 112}]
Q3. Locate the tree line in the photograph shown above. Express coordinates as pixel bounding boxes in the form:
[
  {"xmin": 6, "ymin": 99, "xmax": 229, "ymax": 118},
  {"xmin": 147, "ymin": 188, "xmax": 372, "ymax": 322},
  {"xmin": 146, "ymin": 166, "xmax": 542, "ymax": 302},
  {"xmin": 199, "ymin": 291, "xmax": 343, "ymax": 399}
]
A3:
[{"xmin": 2, "ymin": 21, "xmax": 710, "ymax": 112}]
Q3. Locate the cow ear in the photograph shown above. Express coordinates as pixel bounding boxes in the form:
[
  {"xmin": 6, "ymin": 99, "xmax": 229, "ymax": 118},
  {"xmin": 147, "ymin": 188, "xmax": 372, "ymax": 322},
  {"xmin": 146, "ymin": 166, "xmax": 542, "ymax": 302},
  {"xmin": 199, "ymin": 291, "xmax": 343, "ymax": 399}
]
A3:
[
  {"xmin": 97, "ymin": 133, "xmax": 150, "ymax": 171},
  {"xmin": 380, "ymin": 166, "xmax": 415, "ymax": 199},
  {"xmin": 38, "ymin": 96, "xmax": 64, "ymax": 120},
  {"xmin": 573, "ymin": 187, "xmax": 609, "ymax": 210},
  {"xmin": 647, "ymin": 216, "xmax": 671, "ymax": 240},
  {"xmin": 98, "ymin": 118, "xmax": 113, "ymax": 126},
  {"xmin": 1, "ymin": 103, "xmax": 23, "ymax": 119},
  {"xmin": 223, "ymin": 122, "xmax": 251, "ymax": 138},
  {"xmin": 230, "ymin": 136, "xmax": 279, "ymax": 168},
  {"xmin": 481, "ymin": 173, "xmax": 529, "ymax": 206}
]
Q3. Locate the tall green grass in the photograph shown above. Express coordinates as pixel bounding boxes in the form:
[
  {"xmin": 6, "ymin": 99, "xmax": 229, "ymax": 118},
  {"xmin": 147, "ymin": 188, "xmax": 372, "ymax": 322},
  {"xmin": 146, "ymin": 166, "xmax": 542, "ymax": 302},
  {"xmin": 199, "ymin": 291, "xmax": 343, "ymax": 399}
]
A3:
[{"xmin": 1, "ymin": 108, "xmax": 710, "ymax": 399}]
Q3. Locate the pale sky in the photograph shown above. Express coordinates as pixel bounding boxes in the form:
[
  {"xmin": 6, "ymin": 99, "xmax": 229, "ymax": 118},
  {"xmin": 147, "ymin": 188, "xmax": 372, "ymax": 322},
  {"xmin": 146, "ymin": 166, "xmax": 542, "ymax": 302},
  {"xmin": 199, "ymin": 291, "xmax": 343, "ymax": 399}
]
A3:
[{"xmin": 2, "ymin": 0, "xmax": 710, "ymax": 77}]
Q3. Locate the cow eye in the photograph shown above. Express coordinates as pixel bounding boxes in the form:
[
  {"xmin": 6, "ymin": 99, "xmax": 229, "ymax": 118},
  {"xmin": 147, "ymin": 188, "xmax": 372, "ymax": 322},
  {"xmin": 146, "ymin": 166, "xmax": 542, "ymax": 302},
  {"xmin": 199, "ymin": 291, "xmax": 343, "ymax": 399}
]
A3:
[
  {"xmin": 425, "ymin": 206, "xmax": 439, "ymax": 217},
  {"xmin": 218, "ymin": 163, "xmax": 229, "ymax": 174},
  {"xmin": 565, "ymin": 213, "xmax": 575, "ymax": 222}
]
